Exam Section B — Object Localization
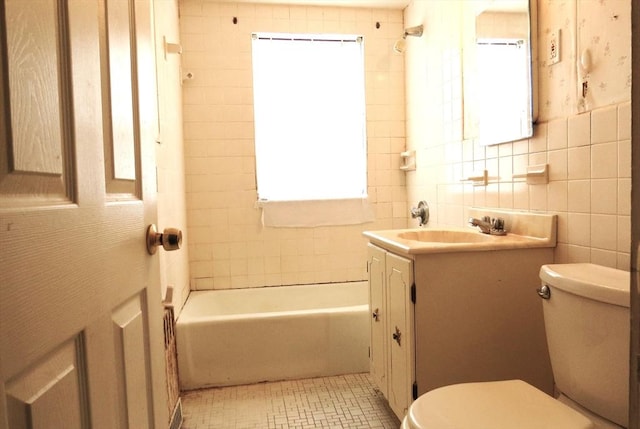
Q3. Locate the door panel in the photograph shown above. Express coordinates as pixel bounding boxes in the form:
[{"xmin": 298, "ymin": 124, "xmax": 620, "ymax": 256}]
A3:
[
  {"xmin": 0, "ymin": 0, "xmax": 167, "ymax": 428},
  {"xmin": 0, "ymin": 0, "xmax": 74, "ymax": 207},
  {"xmin": 105, "ymin": 0, "xmax": 137, "ymax": 182},
  {"xmin": 112, "ymin": 293, "xmax": 152, "ymax": 429},
  {"xmin": 5, "ymin": 0, "xmax": 65, "ymax": 176},
  {"xmin": 5, "ymin": 336, "xmax": 89, "ymax": 429},
  {"xmin": 102, "ymin": 0, "xmax": 139, "ymax": 195}
]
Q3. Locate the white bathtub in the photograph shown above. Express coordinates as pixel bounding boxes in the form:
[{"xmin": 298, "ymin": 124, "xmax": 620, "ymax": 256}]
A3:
[{"xmin": 176, "ymin": 281, "xmax": 370, "ymax": 390}]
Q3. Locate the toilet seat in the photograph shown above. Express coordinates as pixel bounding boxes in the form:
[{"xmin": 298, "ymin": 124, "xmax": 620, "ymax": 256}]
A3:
[{"xmin": 403, "ymin": 380, "xmax": 594, "ymax": 429}]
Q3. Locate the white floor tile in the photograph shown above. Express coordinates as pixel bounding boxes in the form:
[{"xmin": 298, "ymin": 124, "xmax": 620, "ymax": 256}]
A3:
[{"xmin": 181, "ymin": 373, "xmax": 400, "ymax": 429}]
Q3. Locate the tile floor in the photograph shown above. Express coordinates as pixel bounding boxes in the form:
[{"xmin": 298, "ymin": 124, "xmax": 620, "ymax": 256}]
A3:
[{"xmin": 180, "ymin": 373, "xmax": 401, "ymax": 429}]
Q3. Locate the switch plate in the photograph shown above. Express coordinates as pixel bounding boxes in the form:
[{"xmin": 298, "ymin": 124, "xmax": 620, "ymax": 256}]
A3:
[{"xmin": 549, "ymin": 29, "xmax": 561, "ymax": 65}]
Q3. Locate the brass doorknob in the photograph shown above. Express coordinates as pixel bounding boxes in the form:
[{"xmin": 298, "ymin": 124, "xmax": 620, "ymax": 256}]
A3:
[{"xmin": 146, "ymin": 224, "xmax": 182, "ymax": 254}]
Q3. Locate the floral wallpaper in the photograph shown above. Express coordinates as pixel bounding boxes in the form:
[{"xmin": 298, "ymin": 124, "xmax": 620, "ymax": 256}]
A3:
[
  {"xmin": 577, "ymin": 0, "xmax": 631, "ymax": 110},
  {"xmin": 538, "ymin": 0, "xmax": 630, "ymax": 121}
]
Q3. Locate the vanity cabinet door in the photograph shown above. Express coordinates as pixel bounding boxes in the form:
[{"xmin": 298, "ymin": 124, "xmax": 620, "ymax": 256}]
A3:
[
  {"xmin": 367, "ymin": 244, "xmax": 415, "ymax": 420},
  {"xmin": 367, "ymin": 244, "xmax": 387, "ymax": 397},
  {"xmin": 386, "ymin": 252, "xmax": 415, "ymax": 420}
]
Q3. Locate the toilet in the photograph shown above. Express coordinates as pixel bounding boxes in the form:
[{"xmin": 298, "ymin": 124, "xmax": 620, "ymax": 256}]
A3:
[{"xmin": 402, "ymin": 263, "xmax": 630, "ymax": 429}]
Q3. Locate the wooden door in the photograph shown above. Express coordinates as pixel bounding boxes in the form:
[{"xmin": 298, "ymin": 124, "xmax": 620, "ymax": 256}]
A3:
[{"xmin": 0, "ymin": 0, "xmax": 167, "ymax": 428}]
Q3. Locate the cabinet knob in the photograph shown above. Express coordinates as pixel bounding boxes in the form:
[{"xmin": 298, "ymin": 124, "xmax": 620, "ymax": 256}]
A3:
[
  {"xmin": 372, "ymin": 308, "xmax": 380, "ymax": 321},
  {"xmin": 392, "ymin": 326, "xmax": 402, "ymax": 346}
]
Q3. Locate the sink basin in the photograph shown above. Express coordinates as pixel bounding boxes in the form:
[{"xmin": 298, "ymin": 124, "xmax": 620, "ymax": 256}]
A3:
[
  {"xmin": 397, "ymin": 230, "xmax": 493, "ymax": 243},
  {"xmin": 363, "ymin": 209, "xmax": 557, "ymax": 255}
]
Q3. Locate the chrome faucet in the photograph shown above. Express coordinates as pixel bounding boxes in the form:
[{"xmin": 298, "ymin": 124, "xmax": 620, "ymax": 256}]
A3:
[
  {"xmin": 468, "ymin": 216, "xmax": 492, "ymax": 234},
  {"xmin": 468, "ymin": 216, "xmax": 506, "ymax": 235}
]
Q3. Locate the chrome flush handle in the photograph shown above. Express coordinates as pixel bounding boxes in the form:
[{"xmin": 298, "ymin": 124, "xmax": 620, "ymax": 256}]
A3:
[{"xmin": 537, "ymin": 285, "xmax": 551, "ymax": 300}]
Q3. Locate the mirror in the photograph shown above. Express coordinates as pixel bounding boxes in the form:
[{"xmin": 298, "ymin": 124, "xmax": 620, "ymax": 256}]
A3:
[{"xmin": 463, "ymin": 0, "xmax": 537, "ymax": 146}]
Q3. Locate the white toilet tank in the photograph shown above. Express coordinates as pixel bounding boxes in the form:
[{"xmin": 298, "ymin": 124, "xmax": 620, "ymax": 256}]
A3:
[{"xmin": 539, "ymin": 263, "xmax": 629, "ymax": 428}]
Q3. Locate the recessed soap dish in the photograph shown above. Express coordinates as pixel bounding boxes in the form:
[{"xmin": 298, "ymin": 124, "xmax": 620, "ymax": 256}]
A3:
[{"xmin": 400, "ymin": 150, "xmax": 416, "ymax": 171}]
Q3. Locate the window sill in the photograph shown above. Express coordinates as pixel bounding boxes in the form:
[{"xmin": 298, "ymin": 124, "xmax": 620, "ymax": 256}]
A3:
[{"xmin": 256, "ymin": 198, "xmax": 374, "ymax": 228}]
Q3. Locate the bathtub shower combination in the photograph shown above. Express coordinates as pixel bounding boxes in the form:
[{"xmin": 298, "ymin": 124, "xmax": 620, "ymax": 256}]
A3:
[{"xmin": 176, "ymin": 281, "xmax": 369, "ymax": 390}]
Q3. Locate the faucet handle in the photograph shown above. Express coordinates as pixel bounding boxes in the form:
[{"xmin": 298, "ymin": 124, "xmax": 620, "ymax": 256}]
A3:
[
  {"xmin": 491, "ymin": 217, "xmax": 507, "ymax": 235},
  {"xmin": 492, "ymin": 217, "xmax": 505, "ymax": 231},
  {"xmin": 410, "ymin": 201, "xmax": 429, "ymax": 226}
]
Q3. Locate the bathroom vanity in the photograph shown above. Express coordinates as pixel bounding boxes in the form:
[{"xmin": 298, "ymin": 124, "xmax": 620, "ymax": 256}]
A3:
[{"xmin": 364, "ymin": 209, "xmax": 557, "ymax": 420}]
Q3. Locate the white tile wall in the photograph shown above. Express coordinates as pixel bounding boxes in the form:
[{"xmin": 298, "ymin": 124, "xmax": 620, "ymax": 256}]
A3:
[
  {"xmin": 180, "ymin": 1, "xmax": 408, "ymax": 289},
  {"xmin": 180, "ymin": 0, "xmax": 631, "ymax": 293},
  {"xmin": 404, "ymin": 1, "xmax": 631, "ymax": 271}
]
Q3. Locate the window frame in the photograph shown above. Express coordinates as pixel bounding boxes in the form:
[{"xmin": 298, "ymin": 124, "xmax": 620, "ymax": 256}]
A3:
[{"xmin": 250, "ymin": 32, "xmax": 368, "ymax": 203}]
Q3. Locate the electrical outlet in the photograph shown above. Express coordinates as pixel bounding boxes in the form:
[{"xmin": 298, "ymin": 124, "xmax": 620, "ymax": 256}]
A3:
[{"xmin": 549, "ymin": 29, "xmax": 561, "ymax": 65}]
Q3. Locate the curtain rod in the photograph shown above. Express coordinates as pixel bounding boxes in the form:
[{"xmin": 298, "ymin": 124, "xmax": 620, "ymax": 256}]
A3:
[{"xmin": 252, "ymin": 33, "xmax": 362, "ymax": 43}]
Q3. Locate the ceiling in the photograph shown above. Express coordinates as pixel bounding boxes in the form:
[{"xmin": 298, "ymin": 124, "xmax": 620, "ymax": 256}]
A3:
[{"xmin": 219, "ymin": 0, "xmax": 411, "ymax": 9}]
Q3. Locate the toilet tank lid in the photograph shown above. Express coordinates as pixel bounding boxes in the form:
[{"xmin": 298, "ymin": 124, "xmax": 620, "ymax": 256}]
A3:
[{"xmin": 540, "ymin": 263, "xmax": 629, "ymax": 308}]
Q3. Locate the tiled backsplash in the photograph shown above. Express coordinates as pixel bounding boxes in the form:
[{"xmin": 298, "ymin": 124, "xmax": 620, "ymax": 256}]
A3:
[{"xmin": 404, "ymin": 0, "xmax": 631, "ymax": 270}]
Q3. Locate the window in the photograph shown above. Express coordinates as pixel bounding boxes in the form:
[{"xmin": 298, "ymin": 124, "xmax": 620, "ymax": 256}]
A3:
[{"xmin": 251, "ymin": 33, "xmax": 367, "ymax": 202}]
